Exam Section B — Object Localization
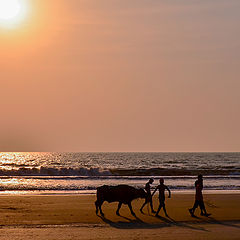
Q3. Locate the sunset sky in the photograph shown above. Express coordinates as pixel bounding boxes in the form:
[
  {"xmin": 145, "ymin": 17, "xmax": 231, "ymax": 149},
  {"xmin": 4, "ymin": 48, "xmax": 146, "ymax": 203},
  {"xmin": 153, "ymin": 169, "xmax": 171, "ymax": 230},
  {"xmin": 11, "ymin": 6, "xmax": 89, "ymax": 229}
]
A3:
[{"xmin": 0, "ymin": 0, "xmax": 239, "ymax": 152}]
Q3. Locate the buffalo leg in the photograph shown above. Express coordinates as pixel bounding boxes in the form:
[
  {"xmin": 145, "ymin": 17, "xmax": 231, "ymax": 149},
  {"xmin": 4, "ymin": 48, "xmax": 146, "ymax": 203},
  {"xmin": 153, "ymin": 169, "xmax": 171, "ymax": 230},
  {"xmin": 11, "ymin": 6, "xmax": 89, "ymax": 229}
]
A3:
[
  {"xmin": 116, "ymin": 202, "xmax": 122, "ymax": 215},
  {"xmin": 128, "ymin": 202, "xmax": 135, "ymax": 216},
  {"xmin": 95, "ymin": 201, "xmax": 98, "ymax": 214},
  {"xmin": 96, "ymin": 200, "xmax": 104, "ymax": 216},
  {"xmin": 99, "ymin": 201, "xmax": 104, "ymax": 216}
]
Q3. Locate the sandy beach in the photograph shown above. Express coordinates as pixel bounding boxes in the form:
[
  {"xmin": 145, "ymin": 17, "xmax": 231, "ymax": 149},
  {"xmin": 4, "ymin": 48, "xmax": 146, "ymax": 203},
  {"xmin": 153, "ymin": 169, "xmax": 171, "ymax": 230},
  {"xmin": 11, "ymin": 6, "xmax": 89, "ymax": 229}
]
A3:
[{"xmin": 0, "ymin": 193, "xmax": 239, "ymax": 239}]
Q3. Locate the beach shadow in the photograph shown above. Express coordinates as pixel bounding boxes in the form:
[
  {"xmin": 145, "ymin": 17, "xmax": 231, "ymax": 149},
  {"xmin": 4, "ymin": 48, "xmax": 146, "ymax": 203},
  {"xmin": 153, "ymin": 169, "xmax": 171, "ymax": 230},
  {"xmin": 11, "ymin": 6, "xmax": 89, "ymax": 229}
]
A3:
[
  {"xmin": 154, "ymin": 214, "xmax": 208, "ymax": 232},
  {"xmin": 117, "ymin": 214, "xmax": 145, "ymax": 224},
  {"xmin": 98, "ymin": 214, "xmax": 207, "ymax": 231},
  {"xmin": 189, "ymin": 214, "xmax": 201, "ymax": 219},
  {"xmin": 99, "ymin": 215, "xmax": 151, "ymax": 229},
  {"xmin": 204, "ymin": 217, "xmax": 240, "ymax": 229}
]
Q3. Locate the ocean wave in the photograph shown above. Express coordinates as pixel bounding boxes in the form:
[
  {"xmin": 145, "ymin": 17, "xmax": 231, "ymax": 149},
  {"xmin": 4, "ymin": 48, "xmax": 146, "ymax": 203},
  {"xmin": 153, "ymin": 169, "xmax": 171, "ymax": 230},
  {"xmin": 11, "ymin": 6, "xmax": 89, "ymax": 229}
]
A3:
[
  {"xmin": 0, "ymin": 166, "xmax": 239, "ymax": 176},
  {"xmin": 0, "ymin": 175, "xmax": 239, "ymax": 181},
  {"xmin": 110, "ymin": 168, "xmax": 240, "ymax": 176},
  {"xmin": 0, "ymin": 185, "xmax": 97, "ymax": 191},
  {"xmin": 0, "ymin": 184, "xmax": 239, "ymax": 192},
  {"xmin": 0, "ymin": 167, "xmax": 111, "ymax": 176}
]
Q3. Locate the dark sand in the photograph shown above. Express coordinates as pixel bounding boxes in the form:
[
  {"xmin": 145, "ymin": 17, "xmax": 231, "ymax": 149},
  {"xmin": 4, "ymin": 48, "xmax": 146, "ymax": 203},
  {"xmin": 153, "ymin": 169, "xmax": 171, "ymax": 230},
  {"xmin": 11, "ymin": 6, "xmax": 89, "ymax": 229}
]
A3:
[{"xmin": 0, "ymin": 193, "xmax": 239, "ymax": 239}]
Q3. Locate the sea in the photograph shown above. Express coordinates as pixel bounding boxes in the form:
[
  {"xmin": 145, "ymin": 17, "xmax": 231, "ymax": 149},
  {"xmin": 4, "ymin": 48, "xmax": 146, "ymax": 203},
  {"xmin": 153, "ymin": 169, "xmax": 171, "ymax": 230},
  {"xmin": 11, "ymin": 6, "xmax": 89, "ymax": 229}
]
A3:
[{"xmin": 0, "ymin": 152, "xmax": 239, "ymax": 195}]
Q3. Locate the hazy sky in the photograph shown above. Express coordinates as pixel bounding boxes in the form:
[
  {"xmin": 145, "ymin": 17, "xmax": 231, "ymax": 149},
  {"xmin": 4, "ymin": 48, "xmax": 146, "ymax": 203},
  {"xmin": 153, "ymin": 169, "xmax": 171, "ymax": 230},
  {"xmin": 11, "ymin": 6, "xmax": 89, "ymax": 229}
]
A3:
[{"xmin": 0, "ymin": 0, "xmax": 239, "ymax": 152}]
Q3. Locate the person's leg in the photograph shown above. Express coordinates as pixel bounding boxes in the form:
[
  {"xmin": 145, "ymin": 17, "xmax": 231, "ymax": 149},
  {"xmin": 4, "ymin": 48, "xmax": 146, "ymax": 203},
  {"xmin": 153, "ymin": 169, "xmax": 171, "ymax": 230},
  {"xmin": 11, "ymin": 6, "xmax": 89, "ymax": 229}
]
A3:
[
  {"xmin": 162, "ymin": 202, "xmax": 168, "ymax": 217},
  {"xmin": 140, "ymin": 200, "xmax": 147, "ymax": 212},
  {"xmin": 189, "ymin": 200, "xmax": 199, "ymax": 215},
  {"xmin": 199, "ymin": 201, "xmax": 206, "ymax": 215},
  {"xmin": 199, "ymin": 201, "xmax": 211, "ymax": 216},
  {"xmin": 150, "ymin": 197, "xmax": 156, "ymax": 213},
  {"xmin": 155, "ymin": 204, "xmax": 162, "ymax": 216},
  {"xmin": 140, "ymin": 194, "xmax": 150, "ymax": 212},
  {"xmin": 155, "ymin": 199, "xmax": 163, "ymax": 216}
]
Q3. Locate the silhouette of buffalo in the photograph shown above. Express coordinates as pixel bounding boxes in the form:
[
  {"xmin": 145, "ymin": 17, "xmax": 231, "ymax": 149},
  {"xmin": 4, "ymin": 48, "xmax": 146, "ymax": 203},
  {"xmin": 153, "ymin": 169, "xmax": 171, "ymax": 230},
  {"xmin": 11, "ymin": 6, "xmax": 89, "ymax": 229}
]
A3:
[{"xmin": 95, "ymin": 184, "xmax": 146, "ymax": 216}]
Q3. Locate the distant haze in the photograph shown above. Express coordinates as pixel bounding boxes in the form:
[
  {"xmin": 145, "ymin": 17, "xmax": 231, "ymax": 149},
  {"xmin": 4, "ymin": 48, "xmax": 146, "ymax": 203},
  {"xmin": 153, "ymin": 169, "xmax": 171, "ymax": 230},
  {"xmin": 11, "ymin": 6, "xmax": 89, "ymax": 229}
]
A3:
[{"xmin": 0, "ymin": 0, "xmax": 239, "ymax": 152}]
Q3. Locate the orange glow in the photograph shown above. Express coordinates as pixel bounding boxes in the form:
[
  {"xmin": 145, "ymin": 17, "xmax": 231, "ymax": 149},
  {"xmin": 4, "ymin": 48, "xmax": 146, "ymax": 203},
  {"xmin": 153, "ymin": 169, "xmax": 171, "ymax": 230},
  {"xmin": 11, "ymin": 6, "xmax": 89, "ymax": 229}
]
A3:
[
  {"xmin": 0, "ymin": 1, "xmax": 239, "ymax": 152},
  {"xmin": 0, "ymin": 0, "xmax": 65, "ymax": 69}
]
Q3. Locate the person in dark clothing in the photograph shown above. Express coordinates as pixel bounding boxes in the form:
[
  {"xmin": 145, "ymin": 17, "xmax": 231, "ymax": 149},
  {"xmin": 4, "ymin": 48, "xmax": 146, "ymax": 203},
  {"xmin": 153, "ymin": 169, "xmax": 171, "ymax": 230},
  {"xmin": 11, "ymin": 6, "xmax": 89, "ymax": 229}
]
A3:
[
  {"xmin": 140, "ymin": 178, "xmax": 156, "ymax": 213},
  {"xmin": 189, "ymin": 174, "xmax": 211, "ymax": 217},
  {"xmin": 152, "ymin": 178, "xmax": 171, "ymax": 217}
]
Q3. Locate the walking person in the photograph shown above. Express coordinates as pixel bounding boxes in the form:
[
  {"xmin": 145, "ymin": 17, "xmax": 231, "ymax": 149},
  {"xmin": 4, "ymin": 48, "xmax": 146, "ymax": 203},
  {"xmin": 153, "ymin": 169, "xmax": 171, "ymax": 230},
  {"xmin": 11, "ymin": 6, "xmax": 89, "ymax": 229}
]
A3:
[
  {"xmin": 189, "ymin": 174, "xmax": 211, "ymax": 217},
  {"xmin": 140, "ymin": 178, "xmax": 156, "ymax": 213},
  {"xmin": 152, "ymin": 178, "xmax": 171, "ymax": 217}
]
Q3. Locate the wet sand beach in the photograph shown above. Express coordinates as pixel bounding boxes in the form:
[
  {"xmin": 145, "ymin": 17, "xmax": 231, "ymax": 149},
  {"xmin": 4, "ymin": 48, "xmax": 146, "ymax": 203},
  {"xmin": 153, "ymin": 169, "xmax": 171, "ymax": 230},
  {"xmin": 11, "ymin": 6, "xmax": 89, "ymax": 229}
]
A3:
[{"xmin": 0, "ymin": 193, "xmax": 239, "ymax": 239}]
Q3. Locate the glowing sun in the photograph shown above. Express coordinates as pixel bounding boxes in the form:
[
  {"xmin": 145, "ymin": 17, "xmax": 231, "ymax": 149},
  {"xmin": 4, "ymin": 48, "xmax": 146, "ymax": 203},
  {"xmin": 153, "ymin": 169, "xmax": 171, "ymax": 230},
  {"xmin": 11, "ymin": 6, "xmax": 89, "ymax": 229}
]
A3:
[{"xmin": 0, "ymin": 0, "xmax": 28, "ymax": 27}]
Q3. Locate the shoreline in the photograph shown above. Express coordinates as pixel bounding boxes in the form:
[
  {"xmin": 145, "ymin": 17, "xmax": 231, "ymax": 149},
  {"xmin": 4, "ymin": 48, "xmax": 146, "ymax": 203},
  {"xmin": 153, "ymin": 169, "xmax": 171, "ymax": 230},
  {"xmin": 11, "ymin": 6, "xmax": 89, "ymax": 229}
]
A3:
[{"xmin": 1, "ymin": 189, "xmax": 240, "ymax": 196}]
